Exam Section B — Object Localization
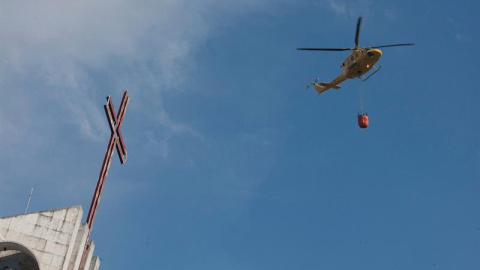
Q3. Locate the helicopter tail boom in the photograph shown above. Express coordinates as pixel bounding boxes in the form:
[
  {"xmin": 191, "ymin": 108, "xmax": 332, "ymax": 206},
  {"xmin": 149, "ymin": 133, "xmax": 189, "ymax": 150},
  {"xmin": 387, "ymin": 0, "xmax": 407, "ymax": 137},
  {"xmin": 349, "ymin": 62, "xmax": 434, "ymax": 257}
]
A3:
[
  {"xmin": 313, "ymin": 82, "xmax": 341, "ymax": 94},
  {"xmin": 319, "ymin": 82, "xmax": 341, "ymax": 89}
]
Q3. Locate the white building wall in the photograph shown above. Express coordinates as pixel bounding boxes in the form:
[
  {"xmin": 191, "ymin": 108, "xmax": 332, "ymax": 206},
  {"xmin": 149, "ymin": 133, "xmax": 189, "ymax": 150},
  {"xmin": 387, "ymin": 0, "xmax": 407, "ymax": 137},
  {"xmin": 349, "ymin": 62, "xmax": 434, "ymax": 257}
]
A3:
[
  {"xmin": 79, "ymin": 240, "xmax": 95, "ymax": 270},
  {"xmin": 88, "ymin": 257, "xmax": 100, "ymax": 270},
  {"xmin": 67, "ymin": 223, "xmax": 89, "ymax": 270},
  {"xmin": 0, "ymin": 206, "xmax": 99, "ymax": 270}
]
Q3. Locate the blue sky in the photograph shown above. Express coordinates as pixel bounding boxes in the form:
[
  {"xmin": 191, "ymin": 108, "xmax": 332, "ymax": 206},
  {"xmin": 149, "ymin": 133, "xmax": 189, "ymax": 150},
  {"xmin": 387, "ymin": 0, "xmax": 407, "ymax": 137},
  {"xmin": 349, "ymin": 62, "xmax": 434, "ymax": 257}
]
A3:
[{"xmin": 1, "ymin": 0, "xmax": 479, "ymax": 269}]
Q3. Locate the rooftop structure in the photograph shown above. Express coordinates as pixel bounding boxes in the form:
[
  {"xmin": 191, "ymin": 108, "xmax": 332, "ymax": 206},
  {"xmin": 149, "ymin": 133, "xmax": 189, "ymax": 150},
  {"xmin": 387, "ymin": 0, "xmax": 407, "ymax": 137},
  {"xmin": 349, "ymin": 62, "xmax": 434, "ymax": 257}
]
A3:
[{"xmin": 0, "ymin": 206, "xmax": 99, "ymax": 270}]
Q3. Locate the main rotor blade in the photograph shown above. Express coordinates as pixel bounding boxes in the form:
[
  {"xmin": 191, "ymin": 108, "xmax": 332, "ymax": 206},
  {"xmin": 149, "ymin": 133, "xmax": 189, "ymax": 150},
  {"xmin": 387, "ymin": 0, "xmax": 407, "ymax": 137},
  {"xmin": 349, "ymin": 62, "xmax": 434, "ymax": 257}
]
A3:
[
  {"xmin": 372, "ymin": 43, "xmax": 415, "ymax": 48},
  {"xmin": 297, "ymin": 48, "xmax": 352, "ymax": 51},
  {"xmin": 355, "ymin": 17, "xmax": 362, "ymax": 47}
]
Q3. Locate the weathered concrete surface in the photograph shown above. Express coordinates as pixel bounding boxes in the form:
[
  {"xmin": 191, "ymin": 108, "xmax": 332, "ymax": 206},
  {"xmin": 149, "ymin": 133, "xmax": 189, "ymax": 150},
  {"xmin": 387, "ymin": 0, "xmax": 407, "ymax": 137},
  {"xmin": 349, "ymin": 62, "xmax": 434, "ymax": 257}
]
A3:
[
  {"xmin": 79, "ymin": 240, "xmax": 95, "ymax": 270},
  {"xmin": 67, "ymin": 223, "xmax": 89, "ymax": 270},
  {"xmin": 0, "ymin": 206, "xmax": 99, "ymax": 270},
  {"xmin": 88, "ymin": 257, "xmax": 100, "ymax": 270}
]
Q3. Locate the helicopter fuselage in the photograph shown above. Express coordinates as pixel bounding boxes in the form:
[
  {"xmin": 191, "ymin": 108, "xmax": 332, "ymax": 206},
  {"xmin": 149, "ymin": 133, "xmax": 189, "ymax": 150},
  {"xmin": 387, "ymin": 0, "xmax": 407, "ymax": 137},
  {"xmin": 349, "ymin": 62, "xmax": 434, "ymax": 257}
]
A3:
[
  {"xmin": 319, "ymin": 48, "xmax": 382, "ymax": 91},
  {"xmin": 341, "ymin": 48, "xmax": 382, "ymax": 79}
]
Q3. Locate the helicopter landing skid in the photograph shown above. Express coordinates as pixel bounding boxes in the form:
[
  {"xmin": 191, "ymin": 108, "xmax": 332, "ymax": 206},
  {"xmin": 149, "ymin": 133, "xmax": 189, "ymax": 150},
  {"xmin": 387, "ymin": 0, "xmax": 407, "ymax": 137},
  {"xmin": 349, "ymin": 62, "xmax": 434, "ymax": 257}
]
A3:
[{"xmin": 362, "ymin": 65, "xmax": 382, "ymax": 82}]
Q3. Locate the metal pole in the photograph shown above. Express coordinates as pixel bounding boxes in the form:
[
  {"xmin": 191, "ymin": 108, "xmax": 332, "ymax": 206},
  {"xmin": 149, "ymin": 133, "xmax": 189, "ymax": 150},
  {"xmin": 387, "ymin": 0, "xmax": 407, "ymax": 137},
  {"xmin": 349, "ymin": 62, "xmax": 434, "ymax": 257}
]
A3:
[
  {"xmin": 79, "ymin": 90, "xmax": 129, "ymax": 270},
  {"xmin": 24, "ymin": 188, "xmax": 33, "ymax": 214}
]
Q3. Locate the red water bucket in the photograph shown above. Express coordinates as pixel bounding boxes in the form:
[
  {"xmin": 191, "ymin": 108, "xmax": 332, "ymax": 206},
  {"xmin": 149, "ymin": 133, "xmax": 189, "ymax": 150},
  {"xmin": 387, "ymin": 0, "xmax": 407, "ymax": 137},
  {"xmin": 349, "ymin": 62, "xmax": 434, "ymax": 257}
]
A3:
[{"xmin": 358, "ymin": 114, "xmax": 369, "ymax": 128}]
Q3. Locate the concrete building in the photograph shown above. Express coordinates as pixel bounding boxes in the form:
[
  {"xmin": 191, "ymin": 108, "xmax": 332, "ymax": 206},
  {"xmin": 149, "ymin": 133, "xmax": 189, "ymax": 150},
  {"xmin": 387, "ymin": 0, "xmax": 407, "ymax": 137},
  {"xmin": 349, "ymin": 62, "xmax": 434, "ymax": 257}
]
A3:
[{"xmin": 0, "ymin": 206, "xmax": 99, "ymax": 270}]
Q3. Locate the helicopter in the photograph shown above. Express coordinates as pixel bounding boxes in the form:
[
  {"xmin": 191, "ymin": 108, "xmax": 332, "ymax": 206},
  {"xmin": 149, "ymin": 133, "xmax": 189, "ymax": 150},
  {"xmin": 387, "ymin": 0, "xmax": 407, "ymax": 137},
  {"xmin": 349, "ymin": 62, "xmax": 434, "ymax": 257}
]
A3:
[{"xmin": 298, "ymin": 17, "xmax": 414, "ymax": 94}]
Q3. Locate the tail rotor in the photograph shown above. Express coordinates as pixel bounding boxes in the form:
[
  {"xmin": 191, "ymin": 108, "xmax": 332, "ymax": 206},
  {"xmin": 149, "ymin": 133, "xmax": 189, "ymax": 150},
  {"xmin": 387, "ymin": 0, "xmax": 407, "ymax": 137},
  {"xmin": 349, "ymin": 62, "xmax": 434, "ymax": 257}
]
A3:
[{"xmin": 305, "ymin": 77, "xmax": 320, "ymax": 89}]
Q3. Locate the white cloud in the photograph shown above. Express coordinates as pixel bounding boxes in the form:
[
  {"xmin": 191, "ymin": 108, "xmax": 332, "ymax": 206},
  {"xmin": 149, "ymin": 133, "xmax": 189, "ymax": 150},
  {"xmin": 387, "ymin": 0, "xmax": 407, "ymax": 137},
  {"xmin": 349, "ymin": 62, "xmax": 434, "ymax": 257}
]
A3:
[
  {"xmin": 455, "ymin": 34, "xmax": 472, "ymax": 42},
  {"xmin": 447, "ymin": 18, "xmax": 473, "ymax": 43},
  {"xmin": 383, "ymin": 8, "xmax": 397, "ymax": 21},
  {"xmin": 141, "ymin": 104, "xmax": 204, "ymax": 159},
  {"xmin": 323, "ymin": 0, "xmax": 376, "ymax": 18},
  {"xmin": 0, "ymin": 0, "xmax": 272, "ymax": 154},
  {"xmin": 326, "ymin": 0, "xmax": 347, "ymax": 15},
  {"xmin": 0, "ymin": 0, "xmax": 284, "ymax": 210}
]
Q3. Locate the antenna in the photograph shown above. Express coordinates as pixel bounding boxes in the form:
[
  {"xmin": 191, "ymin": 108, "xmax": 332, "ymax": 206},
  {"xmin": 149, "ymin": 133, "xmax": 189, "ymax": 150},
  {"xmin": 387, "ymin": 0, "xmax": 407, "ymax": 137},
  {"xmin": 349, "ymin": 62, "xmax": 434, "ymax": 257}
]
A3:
[{"xmin": 24, "ymin": 188, "xmax": 34, "ymax": 214}]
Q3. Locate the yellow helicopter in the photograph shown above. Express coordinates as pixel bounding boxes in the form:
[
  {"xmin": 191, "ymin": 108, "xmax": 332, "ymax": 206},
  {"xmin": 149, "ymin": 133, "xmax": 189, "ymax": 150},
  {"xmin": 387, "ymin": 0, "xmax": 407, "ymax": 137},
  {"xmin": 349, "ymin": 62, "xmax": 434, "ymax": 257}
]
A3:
[{"xmin": 298, "ymin": 17, "xmax": 414, "ymax": 94}]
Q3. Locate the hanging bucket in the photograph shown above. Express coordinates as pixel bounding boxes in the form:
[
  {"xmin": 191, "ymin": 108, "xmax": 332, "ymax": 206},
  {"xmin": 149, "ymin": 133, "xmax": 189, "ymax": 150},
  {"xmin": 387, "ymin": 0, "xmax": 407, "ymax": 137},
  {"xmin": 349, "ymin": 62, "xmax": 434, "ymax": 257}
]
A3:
[{"xmin": 358, "ymin": 113, "xmax": 369, "ymax": 128}]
